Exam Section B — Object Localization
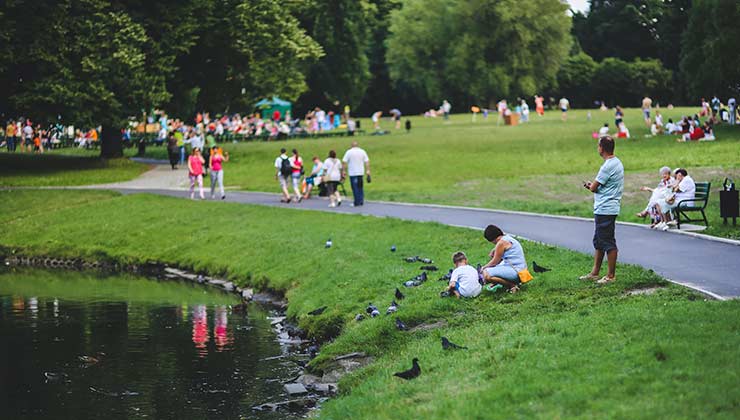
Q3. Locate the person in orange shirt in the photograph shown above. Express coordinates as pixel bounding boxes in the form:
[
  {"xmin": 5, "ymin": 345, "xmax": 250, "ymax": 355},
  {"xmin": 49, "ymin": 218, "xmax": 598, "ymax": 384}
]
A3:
[
  {"xmin": 89, "ymin": 128, "xmax": 99, "ymax": 142},
  {"xmin": 33, "ymin": 135, "xmax": 43, "ymax": 153}
]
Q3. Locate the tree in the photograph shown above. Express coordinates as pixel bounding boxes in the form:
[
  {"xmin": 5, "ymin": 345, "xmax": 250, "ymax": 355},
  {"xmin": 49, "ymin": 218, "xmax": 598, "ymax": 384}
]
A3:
[
  {"xmin": 386, "ymin": 0, "xmax": 571, "ymax": 107},
  {"xmin": 557, "ymin": 52, "xmax": 598, "ymax": 107},
  {"xmin": 1, "ymin": 0, "xmax": 169, "ymax": 158},
  {"xmin": 681, "ymin": 0, "xmax": 740, "ymax": 99},
  {"xmin": 573, "ymin": 0, "xmax": 666, "ymax": 62},
  {"xmin": 171, "ymin": 0, "xmax": 323, "ymax": 115},
  {"xmin": 592, "ymin": 58, "xmax": 671, "ymax": 107}
]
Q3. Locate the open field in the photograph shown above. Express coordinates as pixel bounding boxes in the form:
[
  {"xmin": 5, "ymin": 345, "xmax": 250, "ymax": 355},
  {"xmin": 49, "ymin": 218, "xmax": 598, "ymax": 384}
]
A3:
[
  {"xmin": 2, "ymin": 189, "xmax": 739, "ymax": 418},
  {"xmin": 3, "ymin": 107, "xmax": 740, "ymax": 239}
]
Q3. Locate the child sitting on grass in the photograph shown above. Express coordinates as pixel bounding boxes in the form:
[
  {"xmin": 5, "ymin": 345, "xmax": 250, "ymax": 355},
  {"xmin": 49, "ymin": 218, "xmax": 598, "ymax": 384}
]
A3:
[{"xmin": 444, "ymin": 251, "xmax": 482, "ymax": 298}]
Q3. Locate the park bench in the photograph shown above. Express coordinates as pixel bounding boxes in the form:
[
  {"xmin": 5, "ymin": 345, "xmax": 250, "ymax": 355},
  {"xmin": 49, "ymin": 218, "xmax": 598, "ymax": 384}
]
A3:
[{"xmin": 675, "ymin": 181, "xmax": 710, "ymax": 229}]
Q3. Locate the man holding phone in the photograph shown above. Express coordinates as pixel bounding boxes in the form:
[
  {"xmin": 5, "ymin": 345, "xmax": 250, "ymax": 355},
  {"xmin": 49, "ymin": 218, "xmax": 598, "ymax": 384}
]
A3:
[{"xmin": 581, "ymin": 136, "xmax": 624, "ymax": 284}]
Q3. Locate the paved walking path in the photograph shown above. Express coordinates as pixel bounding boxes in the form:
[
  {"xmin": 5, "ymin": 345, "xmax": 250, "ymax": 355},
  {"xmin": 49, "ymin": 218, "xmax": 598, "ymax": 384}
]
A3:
[{"xmin": 92, "ymin": 162, "xmax": 740, "ymax": 300}]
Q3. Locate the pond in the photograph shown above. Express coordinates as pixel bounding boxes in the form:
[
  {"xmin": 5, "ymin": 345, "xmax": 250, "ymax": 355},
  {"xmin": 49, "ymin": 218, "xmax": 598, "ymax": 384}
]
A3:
[{"xmin": 0, "ymin": 268, "xmax": 306, "ymax": 419}]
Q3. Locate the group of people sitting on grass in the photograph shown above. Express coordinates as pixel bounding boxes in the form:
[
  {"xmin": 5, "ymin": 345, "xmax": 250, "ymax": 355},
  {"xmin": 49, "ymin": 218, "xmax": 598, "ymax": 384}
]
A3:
[
  {"xmin": 637, "ymin": 167, "xmax": 696, "ymax": 230},
  {"xmin": 444, "ymin": 224, "xmax": 532, "ymax": 298},
  {"xmin": 596, "ymin": 111, "xmax": 716, "ymax": 142}
]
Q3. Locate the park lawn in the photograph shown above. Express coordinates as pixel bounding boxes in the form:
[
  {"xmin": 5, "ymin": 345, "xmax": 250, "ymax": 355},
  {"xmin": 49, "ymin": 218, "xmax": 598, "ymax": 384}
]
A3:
[
  {"xmin": 4, "ymin": 107, "xmax": 740, "ymax": 238},
  {"xmin": 0, "ymin": 153, "xmax": 148, "ymax": 187},
  {"xmin": 2, "ymin": 189, "xmax": 739, "ymax": 418},
  {"xmin": 132, "ymin": 106, "xmax": 740, "ymax": 239}
]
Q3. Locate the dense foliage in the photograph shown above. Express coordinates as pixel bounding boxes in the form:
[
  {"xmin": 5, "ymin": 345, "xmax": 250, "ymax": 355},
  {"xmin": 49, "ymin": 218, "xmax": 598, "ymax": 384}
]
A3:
[{"xmin": 0, "ymin": 0, "xmax": 736, "ymax": 156}]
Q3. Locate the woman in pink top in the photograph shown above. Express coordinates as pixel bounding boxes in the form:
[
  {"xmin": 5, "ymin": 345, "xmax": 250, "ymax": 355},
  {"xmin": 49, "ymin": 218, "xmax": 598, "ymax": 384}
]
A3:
[
  {"xmin": 209, "ymin": 146, "xmax": 229, "ymax": 200},
  {"xmin": 188, "ymin": 147, "xmax": 205, "ymax": 199}
]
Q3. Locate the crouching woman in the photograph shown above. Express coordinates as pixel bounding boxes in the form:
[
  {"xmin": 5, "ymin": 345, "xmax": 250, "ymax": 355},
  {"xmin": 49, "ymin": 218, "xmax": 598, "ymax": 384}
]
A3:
[{"xmin": 480, "ymin": 224, "xmax": 532, "ymax": 293}]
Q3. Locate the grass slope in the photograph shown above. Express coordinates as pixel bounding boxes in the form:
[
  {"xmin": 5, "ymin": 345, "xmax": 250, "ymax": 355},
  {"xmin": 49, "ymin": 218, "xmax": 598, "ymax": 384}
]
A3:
[{"xmin": 2, "ymin": 189, "xmax": 739, "ymax": 418}]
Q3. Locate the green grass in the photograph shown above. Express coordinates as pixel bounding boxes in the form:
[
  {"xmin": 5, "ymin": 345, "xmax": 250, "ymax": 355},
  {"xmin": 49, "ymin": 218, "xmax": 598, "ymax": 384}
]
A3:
[
  {"xmin": 2, "ymin": 189, "xmax": 739, "ymax": 418},
  {"xmin": 0, "ymin": 153, "xmax": 148, "ymax": 186},
  {"xmin": 4, "ymin": 107, "xmax": 740, "ymax": 238}
]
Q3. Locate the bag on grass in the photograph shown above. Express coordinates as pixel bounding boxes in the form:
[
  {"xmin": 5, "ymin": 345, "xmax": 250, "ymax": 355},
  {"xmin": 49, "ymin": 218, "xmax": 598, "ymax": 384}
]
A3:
[{"xmin": 517, "ymin": 268, "xmax": 533, "ymax": 283}]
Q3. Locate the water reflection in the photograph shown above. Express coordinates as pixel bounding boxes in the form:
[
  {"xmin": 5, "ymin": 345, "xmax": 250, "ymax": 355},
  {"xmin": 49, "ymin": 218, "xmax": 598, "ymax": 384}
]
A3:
[{"xmin": 0, "ymin": 269, "xmax": 303, "ymax": 420}]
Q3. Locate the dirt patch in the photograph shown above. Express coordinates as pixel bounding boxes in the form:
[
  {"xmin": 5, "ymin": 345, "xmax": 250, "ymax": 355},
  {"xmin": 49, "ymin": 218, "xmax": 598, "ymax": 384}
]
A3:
[
  {"xmin": 408, "ymin": 319, "xmax": 448, "ymax": 333},
  {"xmin": 624, "ymin": 286, "xmax": 665, "ymax": 296}
]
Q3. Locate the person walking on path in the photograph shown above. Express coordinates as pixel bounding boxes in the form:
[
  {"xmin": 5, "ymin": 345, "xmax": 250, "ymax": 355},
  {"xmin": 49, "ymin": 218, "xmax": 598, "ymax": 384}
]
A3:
[
  {"xmin": 188, "ymin": 148, "xmax": 206, "ymax": 200},
  {"xmin": 167, "ymin": 133, "xmax": 179, "ymax": 170},
  {"xmin": 274, "ymin": 148, "xmax": 291, "ymax": 203},
  {"xmin": 342, "ymin": 141, "xmax": 370, "ymax": 207},
  {"xmin": 209, "ymin": 147, "xmax": 229, "ymax": 200},
  {"xmin": 581, "ymin": 136, "xmax": 624, "ymax": 284},
  {"xmin": 289, "ymin": 148, "xmax": 304, "ymax": 202},
  {"xmin": 323, "ymin": 150, "xmax": 343, "ymax": 207}
]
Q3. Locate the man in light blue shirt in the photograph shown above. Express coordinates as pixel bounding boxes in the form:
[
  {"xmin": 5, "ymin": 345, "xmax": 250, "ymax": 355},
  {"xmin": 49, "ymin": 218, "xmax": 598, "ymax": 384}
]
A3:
[{"xmin": 581, "ymin": 136, "xmax": 623, "ymax": 284}]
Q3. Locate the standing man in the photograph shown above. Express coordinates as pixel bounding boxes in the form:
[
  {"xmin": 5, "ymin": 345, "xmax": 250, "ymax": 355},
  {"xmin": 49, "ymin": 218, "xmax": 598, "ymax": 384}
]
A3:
[
  {"xmin": 342, "ymin": 141, "xmax": 370, "ymax": 207},
  {"xmin": 641, "ymin": 96, "xmax": 652, "ymax": 127},
  {"xmin": 442, "ymin": 100, "xmax": 451, "ymax": 120},
  {"xmin": 5, "ymin": 120, "xmax": 16, "ymax": 152},
  {"xmin": 580, "ymin": 136, "xmax": 624, "ymax": 284},
  {"xmin": 274, "ymin": 148, "xmax": 291, "ymax": 203},
  {"xmin": 729, "ymin": 97, "xmax": 736, "ymax": 125},
  {"xmin": 559, "ymin": 97, "xmax": 569, "ymax": 122}
]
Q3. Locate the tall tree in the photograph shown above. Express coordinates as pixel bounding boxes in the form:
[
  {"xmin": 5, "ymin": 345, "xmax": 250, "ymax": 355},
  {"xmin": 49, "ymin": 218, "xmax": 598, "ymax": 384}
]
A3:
[
  {"xmin": 680, "ymin": 0, "xmax": 740, "ymax": 99},
  {"xmin": 387, "ymin": 0, "xmax": 571, "ymax": 107},
  {"xmin": 295, "ymin": 0, "xmax": 372, "ymax": 112}
]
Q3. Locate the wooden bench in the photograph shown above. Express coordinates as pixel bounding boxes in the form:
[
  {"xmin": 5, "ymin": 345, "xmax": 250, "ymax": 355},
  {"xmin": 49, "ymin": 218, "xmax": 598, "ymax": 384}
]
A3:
[{"xmin": 676, "ymin": 182, "xmax": 711, "ymax": 229}]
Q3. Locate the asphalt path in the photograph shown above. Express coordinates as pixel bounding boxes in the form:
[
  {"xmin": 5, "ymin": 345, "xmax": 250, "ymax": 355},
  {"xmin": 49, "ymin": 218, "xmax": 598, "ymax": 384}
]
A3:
[{"xmin": 111, "ymin": 186, "xmax": 740, "ymax": 300}]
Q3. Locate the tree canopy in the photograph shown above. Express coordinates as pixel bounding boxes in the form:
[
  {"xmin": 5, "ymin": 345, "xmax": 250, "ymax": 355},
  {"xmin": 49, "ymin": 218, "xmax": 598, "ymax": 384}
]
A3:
[{"xmin": 386, "ymin": 0, "xmax": 571, "ymax": 106}]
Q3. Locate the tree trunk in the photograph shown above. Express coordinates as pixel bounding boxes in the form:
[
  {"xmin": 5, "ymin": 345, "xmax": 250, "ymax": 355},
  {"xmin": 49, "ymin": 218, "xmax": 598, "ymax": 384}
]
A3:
[{"xmin": 100, "ymin": 124, "xmax": 123, "ymax": 158}]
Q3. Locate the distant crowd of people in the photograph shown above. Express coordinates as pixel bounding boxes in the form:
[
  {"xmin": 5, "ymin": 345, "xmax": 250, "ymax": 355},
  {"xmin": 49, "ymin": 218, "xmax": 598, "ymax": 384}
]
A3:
[{"xmin": 1, "ymin": 119, "xmax": 101, "ymax": 153}]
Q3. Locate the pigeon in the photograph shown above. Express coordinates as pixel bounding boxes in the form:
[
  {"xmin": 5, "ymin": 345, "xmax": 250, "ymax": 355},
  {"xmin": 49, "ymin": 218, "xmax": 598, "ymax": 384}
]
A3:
[
  {"xmin": 533, "ymin": 261, "xmax": 551, "ymax": 273},
  {"xmin": 308, "ymin": 306, "xmax": 327, "ymax": 316},
  {"xmin": 366, "ymin": 303, "xmax": 378, "ymax": 314},
  {"xmin": 476, "ymin": 263, "xmax": 484, "ymax": 284},
  {"xmin": 404, "ymin": 280, "xmax": 421, "ymax": 288},
  {"xmin": 404, "ymin": 256, "xmax": 419, "ymax": 263},
  {"xmin": 325, "ymin": 238, "xmax": 333, "ymax": 248},
  {"xmin": 441, "ymin": 337, "xmax": 468, "ymax": 350},
  {"xmin": 395, "ymin": 318, "xmax": 408, "ymax": 331},
  {"xmin": 439, "ymin": 290, "xmax": 451, "ymax": 298},
  {"xmin": 371, "ymin": 308, "xmax": 380, "ymax": 317},
  {"xmin": 438, "ymin": 268, "xmax": 453, "ymax": 281},
  {"xmin": 393, "ymin": 358, "xmax": 420, "ymax": 380},
  {"xmin": 420, "ymin": 265, "xmax": 439, "ymax": 271},
  {"xmin": 386, "ymin": 300, "xmax": 398, "ymax": 315},
  {"xmin": 355, "ymin": 313, "xmax": 365, "ymax": 321},
  {"xmin": 414, "ymin": 271, "xmax": 428, "ymax": 282},
  {"xmin": 391, "ymin": 245, "xmax": 397, "ymax": 252},
  {"xmin": 420, "ymin": 258, "xmax": 433, "ymax": 264}
]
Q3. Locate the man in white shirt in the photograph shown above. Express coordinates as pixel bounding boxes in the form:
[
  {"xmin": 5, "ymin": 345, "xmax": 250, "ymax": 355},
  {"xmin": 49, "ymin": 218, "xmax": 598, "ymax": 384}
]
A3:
[
  {"xmin": 598, "ymin": 123, "xmax": 609, "ymax": 137},
  {"xmin": 559, "ymin": 97, "xmax": 569, "ymax": 122},
  {"xmin": 342, "ymin": 141, "xmax": 370, "ymax": 207},
  {"xmin": 445, "ymin": 252, "xmax": 481, "ymax": 298},
  {"xmin": 274, "ymin": 148, "xmax": 291, "ymax": 202}
]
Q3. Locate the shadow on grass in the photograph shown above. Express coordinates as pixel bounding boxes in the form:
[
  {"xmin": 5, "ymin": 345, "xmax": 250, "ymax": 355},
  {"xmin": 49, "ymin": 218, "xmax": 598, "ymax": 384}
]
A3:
[{"xmin": 0, "ymin": 153, "xmax": 113, "ymax": 175}]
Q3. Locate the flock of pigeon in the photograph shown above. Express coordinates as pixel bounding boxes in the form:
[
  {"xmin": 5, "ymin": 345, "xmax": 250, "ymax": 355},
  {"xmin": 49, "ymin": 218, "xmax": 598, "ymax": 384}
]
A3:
[{"xmin": 311, "ymin": 242, "xmax": 553, "ymax": 381}]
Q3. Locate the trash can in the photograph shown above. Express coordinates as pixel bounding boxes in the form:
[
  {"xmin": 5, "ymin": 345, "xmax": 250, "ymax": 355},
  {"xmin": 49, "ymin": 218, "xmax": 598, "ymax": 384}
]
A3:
[
  {"xmin": 504, "ymin": 113, "xmax": 519, "ymax": 126},
  {"xmin": 719, "ymin": 178, "xmax": 738, "ymax": 225}
]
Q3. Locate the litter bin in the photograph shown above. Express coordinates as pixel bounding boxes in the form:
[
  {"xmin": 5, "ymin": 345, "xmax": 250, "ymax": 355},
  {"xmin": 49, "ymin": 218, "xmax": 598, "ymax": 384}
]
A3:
[
  {"xmin": 720, "ymin": 178, "xmax": 738, "ymax": 225},
  {"xmin": 504, "ymin": 113, "xmax": 519, "ymax": 126}
]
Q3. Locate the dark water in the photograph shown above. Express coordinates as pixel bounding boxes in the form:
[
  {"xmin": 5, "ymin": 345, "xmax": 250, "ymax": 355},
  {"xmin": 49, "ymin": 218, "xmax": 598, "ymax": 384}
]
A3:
[{"xmin": 0, "ymin": 268, "xmax": 305, "ymax": 419}]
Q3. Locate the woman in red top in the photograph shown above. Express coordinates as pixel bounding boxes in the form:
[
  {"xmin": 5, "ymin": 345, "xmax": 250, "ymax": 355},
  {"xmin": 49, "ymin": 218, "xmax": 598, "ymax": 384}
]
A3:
[
  {"xmin": 289, "ymin": 148, "xmax": 304, "ymax": 202},
  {"xmin": 188, "ymin": 147, "xmax": 206, "ymax": 199}
]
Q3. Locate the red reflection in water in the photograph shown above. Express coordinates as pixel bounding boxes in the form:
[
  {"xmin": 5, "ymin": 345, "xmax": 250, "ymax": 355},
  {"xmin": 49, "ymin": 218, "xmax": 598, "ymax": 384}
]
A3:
[
  {"xmin": 213, "ymin": 306, "xmax": 232, "ymax": 352},
  {"xmin": 192, "ymin": 305, "xmax": 209, "ymax": 356}
]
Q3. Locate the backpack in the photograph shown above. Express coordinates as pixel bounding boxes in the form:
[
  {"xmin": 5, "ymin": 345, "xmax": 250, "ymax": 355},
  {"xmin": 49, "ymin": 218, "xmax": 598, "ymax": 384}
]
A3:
[{"xmin": 280, "ymin": 157, "xmax": 292, "ymax": 177}]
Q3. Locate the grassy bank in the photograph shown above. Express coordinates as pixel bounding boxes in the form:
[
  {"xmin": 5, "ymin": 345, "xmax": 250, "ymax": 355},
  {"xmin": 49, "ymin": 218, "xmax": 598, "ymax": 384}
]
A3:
[
  {"xmin": 0, "ymin": 153, "xmax": 148, "ymax": 187},
  {"xmin": 7, "ymin": 107, "xmax": 739, "ymax": 238},
  {"xmin": 3, "ymin": 189, "xmax": 739, "ymax": 418}
]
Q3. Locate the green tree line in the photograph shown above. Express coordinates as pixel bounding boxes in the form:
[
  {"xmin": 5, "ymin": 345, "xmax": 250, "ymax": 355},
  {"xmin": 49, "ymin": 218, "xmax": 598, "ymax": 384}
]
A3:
[{"xmin": 1, "ymin": 0, "xmax": 737, "ymax": 157}]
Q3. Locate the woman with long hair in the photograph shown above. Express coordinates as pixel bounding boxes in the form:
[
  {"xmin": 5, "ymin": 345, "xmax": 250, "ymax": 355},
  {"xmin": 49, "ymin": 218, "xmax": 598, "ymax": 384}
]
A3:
[
  {"xmin": 289, "ymin": 148, "xmax": 304, "ymax": 202},
  {"xmin": 188, "ymin": 147, "xmax": 205, "ymax": 200},
  {"xmin": 209, "ymin": 147, "xmax": 229, "ymax": 200},
  {"xmin": 322, "ymin": 150, "xmax": 343, "ymax": 207}
]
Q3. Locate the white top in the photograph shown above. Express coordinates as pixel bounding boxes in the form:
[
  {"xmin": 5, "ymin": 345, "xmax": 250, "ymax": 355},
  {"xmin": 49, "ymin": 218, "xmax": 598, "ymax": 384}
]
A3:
[
  {"xmin": 23, "ymin": 125, "xmax": 33, "ymax": 138},
  {"xmin": 598, "ymin": 126, "xmax": 609, "ymax": 136},
  {"xmin": 185, "ymin": 135, "xmax": 203, "ymax": 150},
  {"xmin": 342, "ymin": 147, "xmax": 369, "ymax": 177},
  {"xmin": 322, "ymin": 158, "xmax": 342, "ymax": 181},
  {"xmin": 559, "ymin": 98, "xmax": 569, "ymax": 109},
  {"xmin": 675, "ymin": 175, "xmax": 696, "ymax": 203},
  {"xmin": 450, "ymin": 265, "xmax": 481, "ymax": 298},
  {"xmin": 316, "ymin": 110, "xmax": 326, "ymax": 122}
]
